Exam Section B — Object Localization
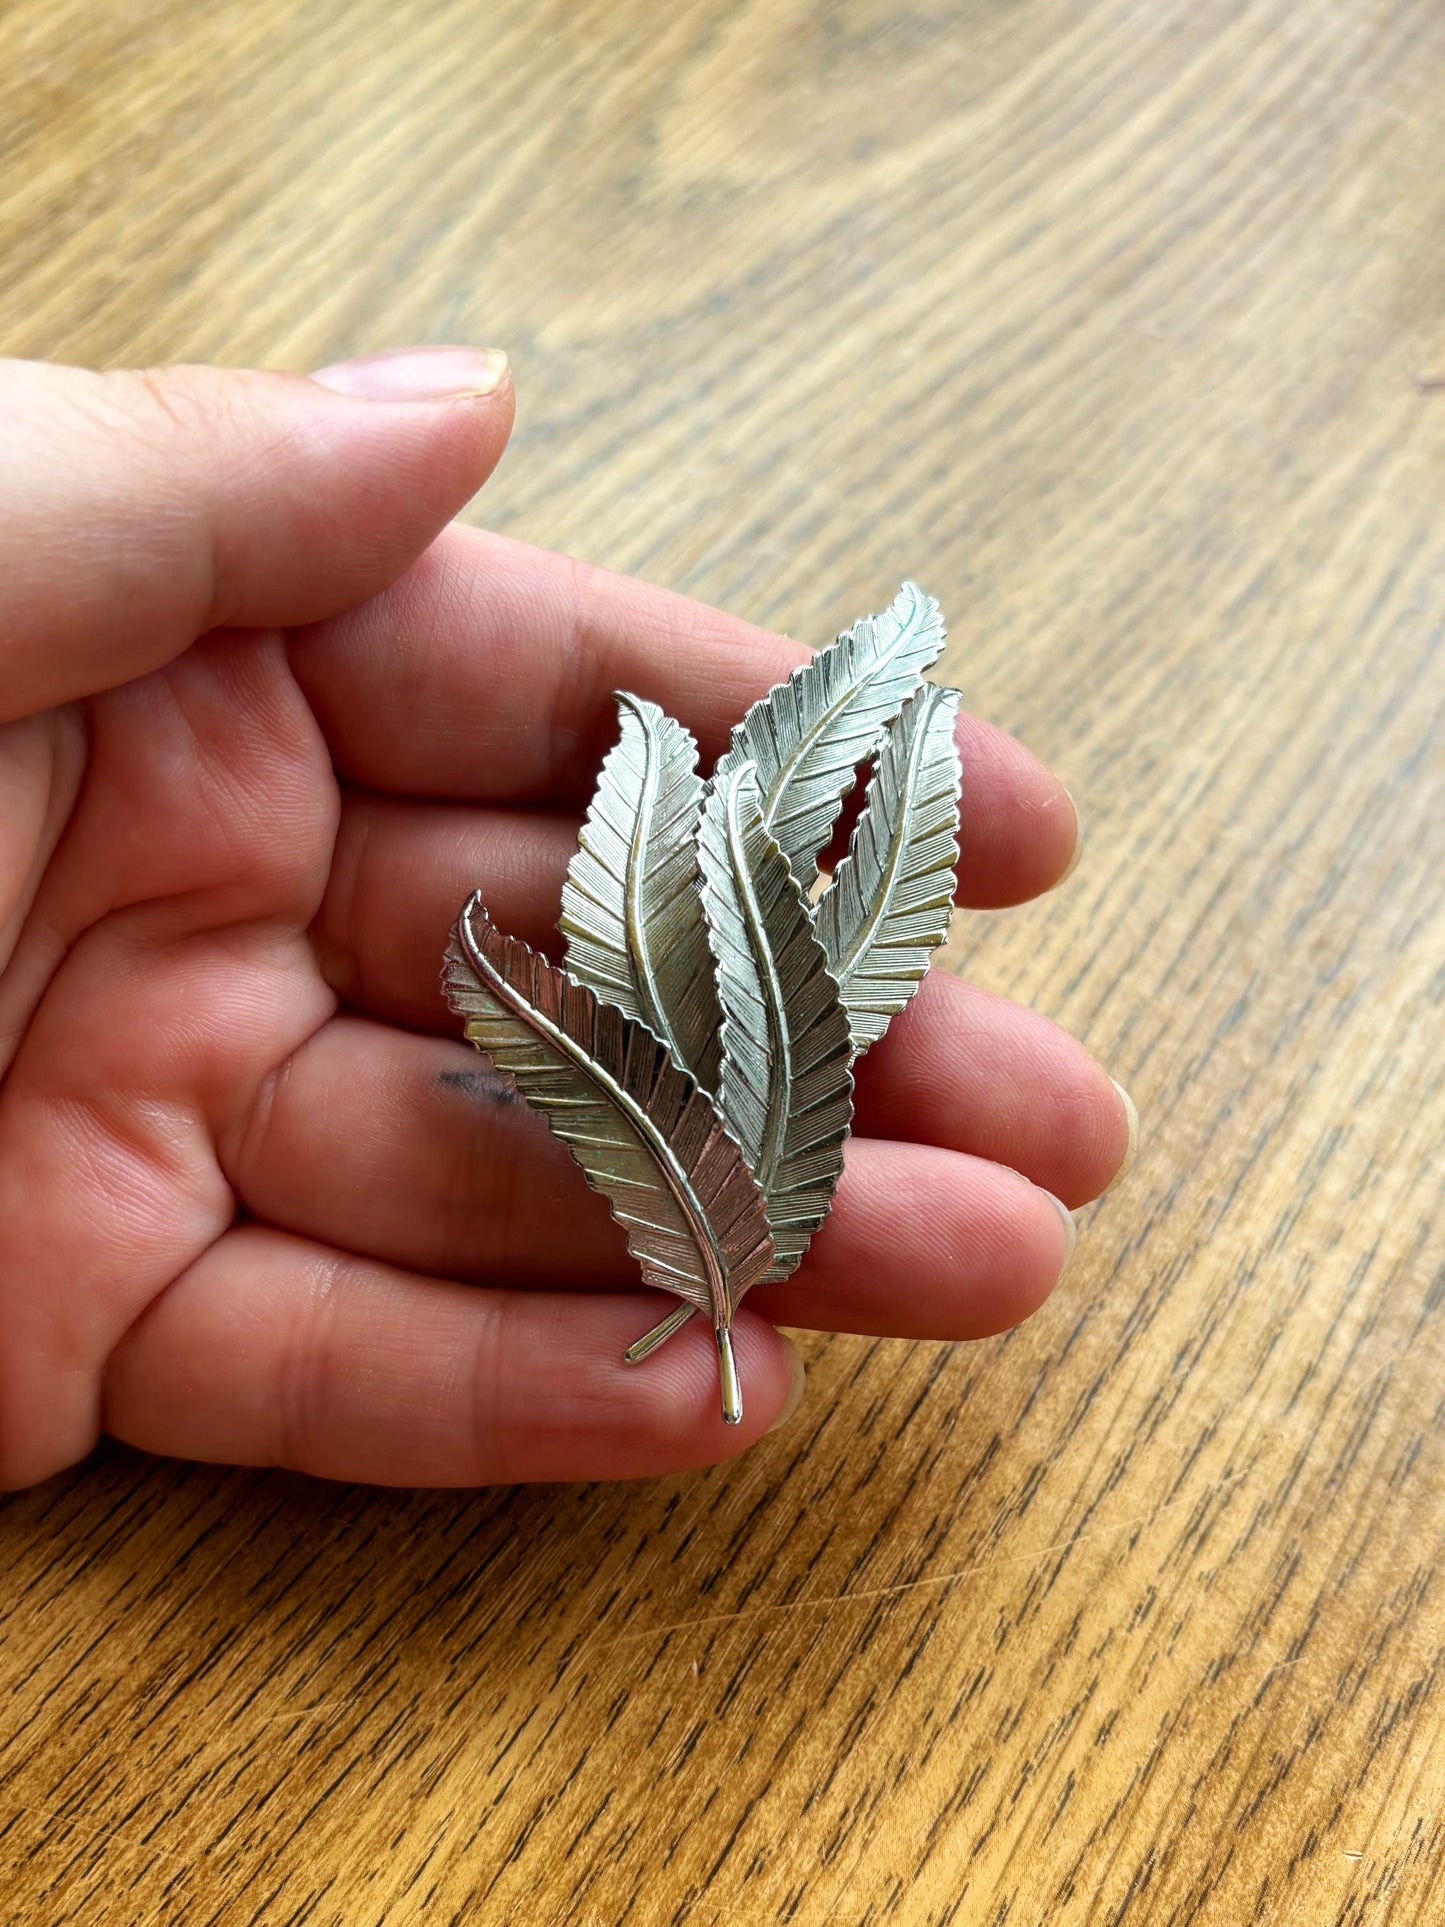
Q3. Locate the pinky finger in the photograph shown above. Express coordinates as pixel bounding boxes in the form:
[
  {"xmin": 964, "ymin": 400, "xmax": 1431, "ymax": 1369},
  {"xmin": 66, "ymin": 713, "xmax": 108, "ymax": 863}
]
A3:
[{"xmin": 101, "ymin": 1226, "xmax": 802, "ymax": 1485}]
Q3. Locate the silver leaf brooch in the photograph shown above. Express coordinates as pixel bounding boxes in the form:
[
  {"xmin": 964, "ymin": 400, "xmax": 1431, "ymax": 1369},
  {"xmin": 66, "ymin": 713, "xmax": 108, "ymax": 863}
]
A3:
[{"xmin": 442, "ymin": 583, "xmax": 964, "ymax": 1424}]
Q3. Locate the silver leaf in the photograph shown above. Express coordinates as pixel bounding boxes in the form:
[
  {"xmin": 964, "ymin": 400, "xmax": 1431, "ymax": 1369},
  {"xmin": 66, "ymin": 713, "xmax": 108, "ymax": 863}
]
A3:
[
  {"xmin": 712, "ymin": 580, "xmax": 946, "ymax": 894},
  {"xmin": 698, "ymin": 761, "xmax": 855, "ymax": 1281},
  {"xmin": 559, "ymin": 693, "xmax": 721, "ymax": 1092},
  {"xmin": 443, "ymin": 894, "xmax": 775, "ymax": 1421},
  {"xmin": 815, "ymin": 684, "xmax": 963, "ymax": 1052}
]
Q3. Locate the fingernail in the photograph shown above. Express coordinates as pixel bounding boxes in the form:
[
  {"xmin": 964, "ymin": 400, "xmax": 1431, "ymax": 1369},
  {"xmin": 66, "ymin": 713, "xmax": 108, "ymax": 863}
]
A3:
[
  {"xmin": 309, "ymin": 345, "xmax": 510, "ymax": 402},
  {"xmin": 1043, "ymin": 1189, "xmax": 1078, "ymax": 1275},
  {"xmin": 1104, "ymin": 1079, "xmax": 1139, "ymax": 1193},
  {"xmin": 766, "ymin": 1336, "xmax": 807, "ymax": 1434},
  {"xmin": 1057, "ymin": 789, "xmax": 1083, "ymax": 885}
]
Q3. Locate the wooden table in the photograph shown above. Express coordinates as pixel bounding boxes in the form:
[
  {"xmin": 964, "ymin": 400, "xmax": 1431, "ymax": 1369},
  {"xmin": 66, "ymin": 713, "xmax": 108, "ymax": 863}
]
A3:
[{"xmin": 3, "ymin": 2, "xmax": 1443, "ymax": 1920}]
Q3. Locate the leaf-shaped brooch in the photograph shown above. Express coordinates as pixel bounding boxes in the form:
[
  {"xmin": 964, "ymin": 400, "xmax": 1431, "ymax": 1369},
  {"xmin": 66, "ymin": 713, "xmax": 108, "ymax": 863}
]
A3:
[{"xmin": 443, "ymin": 583, "xmax": 964, "ymax": 1424}]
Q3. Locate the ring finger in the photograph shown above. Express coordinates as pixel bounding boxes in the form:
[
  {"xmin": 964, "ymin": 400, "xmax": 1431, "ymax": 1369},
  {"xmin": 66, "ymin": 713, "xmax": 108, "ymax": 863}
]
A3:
[{"xmin": 221, "ymin": 1015, "xmax": 1076, "ymax": 1343}]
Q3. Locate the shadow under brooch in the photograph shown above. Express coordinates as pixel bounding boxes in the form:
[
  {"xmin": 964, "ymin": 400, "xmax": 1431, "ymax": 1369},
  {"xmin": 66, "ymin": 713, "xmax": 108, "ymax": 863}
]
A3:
[{"xmin": 443, "ymin": 583, "xmax": 964, "ymax": 1423}]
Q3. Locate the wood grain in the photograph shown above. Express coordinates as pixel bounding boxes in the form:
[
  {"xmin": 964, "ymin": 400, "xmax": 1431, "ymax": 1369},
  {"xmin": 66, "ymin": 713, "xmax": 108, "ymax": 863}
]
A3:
[{"xmin": 3, "ymin": 0, "xmax": 1444, "ymax": 1920}]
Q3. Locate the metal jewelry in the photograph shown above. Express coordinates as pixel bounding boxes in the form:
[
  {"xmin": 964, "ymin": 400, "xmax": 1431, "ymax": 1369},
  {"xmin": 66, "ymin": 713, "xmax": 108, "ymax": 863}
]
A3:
[{"xmin": 443, "ymin": 584, "xmax": 964, "ymax": 1423}]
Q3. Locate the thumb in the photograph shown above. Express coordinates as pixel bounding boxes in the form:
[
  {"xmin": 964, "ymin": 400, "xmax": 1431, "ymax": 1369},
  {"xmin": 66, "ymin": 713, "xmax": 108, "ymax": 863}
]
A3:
[{"xmin": 0, "ymin": 348, "xmax": 514, "ymax": 723}]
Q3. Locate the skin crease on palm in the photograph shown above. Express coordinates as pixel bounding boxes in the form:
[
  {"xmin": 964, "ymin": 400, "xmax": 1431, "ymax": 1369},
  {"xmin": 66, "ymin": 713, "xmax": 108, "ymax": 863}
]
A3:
[{"xmin": 0, "ymin": 347, "xmax": 1136, "ymax": 1495}]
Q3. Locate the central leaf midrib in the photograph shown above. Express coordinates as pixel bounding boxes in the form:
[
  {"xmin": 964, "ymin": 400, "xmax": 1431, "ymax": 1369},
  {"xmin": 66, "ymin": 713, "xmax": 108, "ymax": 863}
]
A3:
[
  {"xmin": 623, "ymin": 712, "xmax": 668, "ymax": 1043},
  {"xmin": 759, "ymin": 586, "xmax": 921, "ymax": 841},
  {"xmin": 728, "ymin": 778, "xmax": 792, "ymax": 1196}
]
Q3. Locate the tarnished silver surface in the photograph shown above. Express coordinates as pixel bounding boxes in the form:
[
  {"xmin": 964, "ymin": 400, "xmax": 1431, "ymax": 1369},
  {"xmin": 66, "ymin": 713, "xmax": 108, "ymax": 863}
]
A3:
[{"xmin": 443, "ymin": 585, "xmax": 965, "ymax": 1423}]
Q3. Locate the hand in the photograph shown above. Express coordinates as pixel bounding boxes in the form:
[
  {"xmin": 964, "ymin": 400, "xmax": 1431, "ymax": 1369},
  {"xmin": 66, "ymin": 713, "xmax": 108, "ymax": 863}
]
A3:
[{"xmin": 0, "ymin": 349, "xmax": 1135, "ymax": 1491}]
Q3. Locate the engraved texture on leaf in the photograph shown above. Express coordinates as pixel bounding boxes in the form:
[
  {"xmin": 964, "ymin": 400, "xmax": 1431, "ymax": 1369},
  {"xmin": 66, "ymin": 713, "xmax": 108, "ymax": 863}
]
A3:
[
  {"xmin": 559, "ymin": 694, "xmax": 721, "ymax": 1093},
  {"xmin": 712, "ymin": 581, "xmax": 946, "ymax": 893},
  {"xmin": 815, "ymin": 684, "xmax": 964, "ymax": 1051},
  {"xmin": 698, "ymin": 763, "xmax": 855, "ymax": 1281},
  {"xmin": 443, "ymin": 896, "xmax": 775, "ymax": 1337}
]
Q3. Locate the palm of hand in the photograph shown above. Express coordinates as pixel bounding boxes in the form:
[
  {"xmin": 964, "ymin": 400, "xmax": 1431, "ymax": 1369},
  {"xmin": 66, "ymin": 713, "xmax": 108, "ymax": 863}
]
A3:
[{"xmin": 0, "ymin": 352, "xmax": 1131, "ymax": 1492}]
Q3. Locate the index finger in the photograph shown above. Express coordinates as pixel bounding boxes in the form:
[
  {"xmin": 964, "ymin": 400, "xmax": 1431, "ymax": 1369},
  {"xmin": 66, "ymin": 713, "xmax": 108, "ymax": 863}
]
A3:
[{"xmin": 289, "ymin": 527, "xmax": 1079, "ymax": 908}]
